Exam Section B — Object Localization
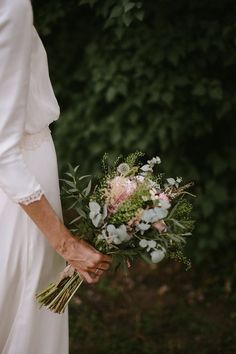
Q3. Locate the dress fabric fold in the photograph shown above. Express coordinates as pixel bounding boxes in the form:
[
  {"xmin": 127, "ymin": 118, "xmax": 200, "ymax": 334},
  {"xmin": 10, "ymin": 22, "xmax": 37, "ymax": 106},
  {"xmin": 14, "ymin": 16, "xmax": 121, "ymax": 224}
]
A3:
[
  {"xmin": 0, "ymin": 131, "xmax": 69, "ymax": 354},
  {"xmin": 0, "ymin": 0, "xmax": 69, "ymax": 352}
]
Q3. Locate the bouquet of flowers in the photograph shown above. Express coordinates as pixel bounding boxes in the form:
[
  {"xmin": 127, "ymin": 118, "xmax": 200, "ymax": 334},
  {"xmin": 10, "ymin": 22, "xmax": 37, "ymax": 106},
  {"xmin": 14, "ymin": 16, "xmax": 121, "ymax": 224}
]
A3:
[{"xmin": 36, "ymin": 152, "xmax": 195, "ymax": 313}]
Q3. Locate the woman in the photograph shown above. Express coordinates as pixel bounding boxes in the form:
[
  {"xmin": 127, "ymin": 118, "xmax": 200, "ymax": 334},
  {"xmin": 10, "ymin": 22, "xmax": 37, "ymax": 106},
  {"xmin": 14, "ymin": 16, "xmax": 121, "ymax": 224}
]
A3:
[{"xmin": 0, "ymin": 0, "xmax": 111, "ymax": 353}]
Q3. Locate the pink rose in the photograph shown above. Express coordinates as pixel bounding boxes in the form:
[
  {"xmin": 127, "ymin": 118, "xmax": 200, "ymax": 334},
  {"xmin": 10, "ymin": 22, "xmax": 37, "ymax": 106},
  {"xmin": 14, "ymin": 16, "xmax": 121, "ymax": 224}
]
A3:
[{"xmin": 107, "ymin": 176, "xmax": 137, "ymax": 214}]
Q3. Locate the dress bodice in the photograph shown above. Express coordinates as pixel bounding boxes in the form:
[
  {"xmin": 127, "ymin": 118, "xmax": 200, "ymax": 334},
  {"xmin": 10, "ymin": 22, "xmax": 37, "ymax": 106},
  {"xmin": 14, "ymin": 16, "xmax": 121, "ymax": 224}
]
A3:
[
  {"xmin": 26, "ymin": 26, "xmax": 60, "ymax": 134},
  {"xmin": 0, "ymin": 0, "xmax": 60, "ymax": 204}
]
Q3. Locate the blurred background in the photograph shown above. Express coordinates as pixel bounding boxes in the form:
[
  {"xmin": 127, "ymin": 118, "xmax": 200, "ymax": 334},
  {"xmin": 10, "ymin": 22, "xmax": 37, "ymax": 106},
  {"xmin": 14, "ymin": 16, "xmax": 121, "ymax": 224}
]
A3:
[{"xmin": 33, "ymin": 1, "xmax": 236, "ymax": 353}]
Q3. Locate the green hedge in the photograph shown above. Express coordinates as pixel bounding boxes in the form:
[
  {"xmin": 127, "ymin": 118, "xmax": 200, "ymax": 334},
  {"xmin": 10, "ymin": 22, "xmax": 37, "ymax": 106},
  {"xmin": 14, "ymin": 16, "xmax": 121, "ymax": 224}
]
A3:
[{"xmin": 33, "ymin": 0, "xmax": 236, "ymax": 262}]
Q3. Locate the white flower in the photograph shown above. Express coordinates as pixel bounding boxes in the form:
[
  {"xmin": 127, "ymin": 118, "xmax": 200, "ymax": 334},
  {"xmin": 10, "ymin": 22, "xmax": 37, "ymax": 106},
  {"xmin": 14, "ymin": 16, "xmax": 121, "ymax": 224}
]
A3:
[
  {"xmin": 153, "ymin": 207, "xmax": 168, "ymax": 219},
  {"xmin": 89, "ymin": 201, "xmax": 107, "ymax": 228},
  {"xmin": 89, "ymin": 201, "xmax": 101, "ymax": 214},
  {"xmin": 137, "ymin": 222, "xmax": 151, "ymax": 234},
  {"xmin": 150, "ymin": 247, "xmax": 166, "ymax": 263},
  {"xmin": 176, "ymin": 176, "xmax": 182, "ymax": 183},
  {"xmin": 166, "ymin": 178, "xmax": 176, "ymax": 185},
  {"xmin": 150, "ymin": 188, "xmax": 159, "ymax": 200},
  {"xmin": 159, "ymin": 199, "xmax": 171, "ymax": 210},
  {"xmin": 147, "ymin": 240, "xmax": 157, "ymax": 249},
  {"xmin": 147, "ymin": 156, "xmax": 161, "ymax": 166},
  {"xmin": 89, "ymin": 201, "xmax": 102, "ymax": 227},
  {"xmin": 106, "ymin": 224, "xmax": 131, "ymax": 245},
  {"xmin": 141, "ymin": 207, "xmax": 168, "ymax": 224},
  {"xmin": 142, "ymin": 209, "xmax": 157, "ymax": 223},
  {"xmin": 139, "ymin": 239, "xmax": 148, "ymax": 248},
  {"xmin": 140, "ymin": 164, "xmax": 152, "ymax": 172},
  {"xmin": 140, "ymin": 156, "xmax": 161, "ymax": 175},
  {"xmin": 139, "ymin": 239, "xmax": 157, "ymax": 251},
  {"xmin": 136, "ymin": 175, "xmax": 145, "ymax": 183}
]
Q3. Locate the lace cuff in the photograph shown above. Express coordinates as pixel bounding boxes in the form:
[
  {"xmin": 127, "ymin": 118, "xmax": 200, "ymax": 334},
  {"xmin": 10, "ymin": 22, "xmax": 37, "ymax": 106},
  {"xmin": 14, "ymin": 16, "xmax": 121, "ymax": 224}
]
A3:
[{"xmin": 17, "ymin": 189, "xmax": 44, "ymax": 205}]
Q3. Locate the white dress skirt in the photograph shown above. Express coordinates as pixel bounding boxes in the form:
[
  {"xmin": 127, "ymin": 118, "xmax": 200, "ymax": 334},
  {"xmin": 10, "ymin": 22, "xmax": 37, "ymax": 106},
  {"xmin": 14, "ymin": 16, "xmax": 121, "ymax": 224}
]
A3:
[{"xmin": 0, "ymin": 127, "xmax": 69, "ymax": 354}]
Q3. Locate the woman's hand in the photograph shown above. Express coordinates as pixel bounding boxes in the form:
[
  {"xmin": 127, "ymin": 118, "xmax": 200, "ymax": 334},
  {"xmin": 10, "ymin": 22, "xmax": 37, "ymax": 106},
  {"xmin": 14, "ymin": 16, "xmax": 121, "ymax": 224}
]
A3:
[
  {"xmin": 20, "ymin": 195, "xmax": 112, "ymax": 284},
  {"xmin": 57, "ymin": 237, "xmax": 112, "ymax": 284}
]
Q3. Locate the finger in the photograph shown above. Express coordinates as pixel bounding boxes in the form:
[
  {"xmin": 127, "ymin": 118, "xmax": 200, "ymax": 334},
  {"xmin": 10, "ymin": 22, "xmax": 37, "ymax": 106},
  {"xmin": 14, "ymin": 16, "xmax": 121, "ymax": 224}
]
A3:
[
  {"xmin": 80, "ymin": 270, "xmax": 100, "ymax": 284},
  {"xmin": 101, "ymin": 254, "xmax": 113, "ymax": 263},
  {"xmin": 96, "ymin": 262, "xmax": 111, "ymax": 271},
  {"xmin": 95, "ymin": 252, "xmax": 112, "ymax": 264},
  {"xmin": 88, "ymin": 261, "xmax": 111, "ymax": 272},
  {"xmin": 90, "ymin": 269, "xmax": 104, "ymax": 277}
]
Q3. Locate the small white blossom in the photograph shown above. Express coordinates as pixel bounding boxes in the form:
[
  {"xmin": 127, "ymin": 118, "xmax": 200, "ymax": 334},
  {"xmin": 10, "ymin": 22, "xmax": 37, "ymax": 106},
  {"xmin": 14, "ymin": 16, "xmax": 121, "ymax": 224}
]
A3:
[
  {"xmin": 150, "ymin": 188, "xmax": 159, "ymax": 201},
  {"xmin": 147, "ymin": 240, "xmax": 157, "ymax": 249},
  {"xmin": 150, "ymin": 248, "xmax": 166, "ymax": 263},
  {"xmin": 139, "ymin": 239, "xmax": 157, "ymax": 251},
  {"xmin": 147, "ymin": 156, "xmax": 161, "ymax": 166},
  {"xmin": 136, "ymin": 222, "xmax": 151, "ymax": 235},
  {"xmin": 139, "ymin": 239, "xmax": 148, "ymax": 248},
  {"xmin": 176, "ymin": 176, "xmax": 182, "ymax": 183},
  {"xmin": 159, "ymin": 199, "xmax": 171, "ymax": 210},
  {"xmin": 166, "ymin": 178, "xmax": 176, "ymax": 186},
  {"xmin": 142, "ymin": 195, "xmax": 149, "ymax": 202},
  {"xmin": 136, "ymin": 175, "xmax": 145, "ymax": 183},
  {"xmin": 140, "ymin": 164, "xmax": 153, "ymax": 172},
  {"xmin": 89, "ymin": 202, "xmax": 102, "ymax": 227},
  {"xmin": 106, "ymin": 224, "xmax": 131, "ymax": 245}
]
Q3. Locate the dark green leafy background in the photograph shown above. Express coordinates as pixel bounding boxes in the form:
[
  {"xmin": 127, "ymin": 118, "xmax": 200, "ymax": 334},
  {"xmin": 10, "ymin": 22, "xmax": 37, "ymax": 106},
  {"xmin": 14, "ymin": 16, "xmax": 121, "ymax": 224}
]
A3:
[{"xmin": 32, "ymin": 1, "xmax": 236, "ymax": 352}]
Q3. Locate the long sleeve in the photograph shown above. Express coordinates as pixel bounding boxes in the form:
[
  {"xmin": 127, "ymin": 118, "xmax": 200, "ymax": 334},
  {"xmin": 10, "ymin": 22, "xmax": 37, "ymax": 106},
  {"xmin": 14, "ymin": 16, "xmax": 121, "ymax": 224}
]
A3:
[{"xmin": 0, "ymin": 0, "xmax": 43, "ymax": 204}]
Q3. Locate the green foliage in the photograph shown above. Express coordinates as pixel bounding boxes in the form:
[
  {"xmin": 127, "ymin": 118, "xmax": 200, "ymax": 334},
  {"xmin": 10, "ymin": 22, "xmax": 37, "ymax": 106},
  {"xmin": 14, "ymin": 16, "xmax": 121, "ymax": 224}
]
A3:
[
  {"xmin": 110, "ymin": 184, "xmax": 148, "ymax": 225},
  {"xmin": 33, "ymin": 0, "xmax": 236, "ymax": 262},
  {"xmin": 169, "ymin": 199, "xmax": 195, "ymax": 232},
  {"xmin": 125, "ymin": 151, "xmax": 145, "ymax": 168}
]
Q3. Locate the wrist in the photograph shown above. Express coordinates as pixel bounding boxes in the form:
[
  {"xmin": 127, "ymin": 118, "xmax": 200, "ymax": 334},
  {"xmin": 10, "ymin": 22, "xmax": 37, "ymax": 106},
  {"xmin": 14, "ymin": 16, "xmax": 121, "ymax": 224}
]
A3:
[{"xmin": 53, "ymin": 229, "xmax": 76, "ymax": 259}]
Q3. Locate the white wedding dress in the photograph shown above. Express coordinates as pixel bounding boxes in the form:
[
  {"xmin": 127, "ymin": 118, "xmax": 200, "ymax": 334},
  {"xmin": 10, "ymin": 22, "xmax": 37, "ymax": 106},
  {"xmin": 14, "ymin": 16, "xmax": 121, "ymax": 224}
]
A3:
[{"xmin": 0, "ymin": 1, "xmax": 69, "ymax": 353}]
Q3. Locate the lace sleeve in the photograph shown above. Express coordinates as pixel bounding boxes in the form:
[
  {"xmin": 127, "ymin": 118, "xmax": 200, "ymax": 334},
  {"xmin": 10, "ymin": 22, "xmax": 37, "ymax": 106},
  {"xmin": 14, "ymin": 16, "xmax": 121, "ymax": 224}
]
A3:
[{"xmin": 16, "ymin": 188, "xmax": 44, "ymax": 205}]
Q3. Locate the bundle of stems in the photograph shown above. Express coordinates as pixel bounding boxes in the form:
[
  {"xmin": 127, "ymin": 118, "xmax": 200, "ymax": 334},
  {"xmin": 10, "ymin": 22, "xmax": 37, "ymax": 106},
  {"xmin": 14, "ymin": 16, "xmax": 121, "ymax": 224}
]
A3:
[{"xmin": 36, "ymin": 271, "xmax": 83, "ymax": 314}]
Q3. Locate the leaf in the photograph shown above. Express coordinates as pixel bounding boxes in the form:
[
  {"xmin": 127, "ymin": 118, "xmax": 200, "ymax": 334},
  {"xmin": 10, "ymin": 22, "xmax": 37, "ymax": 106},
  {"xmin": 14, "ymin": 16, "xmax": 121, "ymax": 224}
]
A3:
[
  {"xmin": 67, "ymin": 200, "xmax": 78, "ymax": 210},
  {"xmin": 61, "ymin": 180, "xmax": 76, "ymax": 188},
  {"xmin": 135, "ymin": 10, "xmax": 144, "ymax": 21},
  {"xmin": 75, "ymin": 206, "xmax": 87, "ymax": 218},
  {"xmin": 79, "ymin": 0, "xmax": 97, "ymax": 8},
  {"xmin": 122, "ymin": 13, "xmax": 132, "ymax": 27},
  {"xmin": 83, "ymin": 180, "xmax": 92, "ymax": 196},
  {"xmin": 168, "ymin": 234, "xmax": 186, "ymax": 243},
  {"xmin": 209, "ymin": 86, "xmax": 223, "ymax": 100},
  {"xmin": 192, "ymin": 83, "xmax": 206, "ymax": 96},
  {"xmin": 170, "ymin": 218, "xmax": 186, "ymax": 229},
  {"xmin": 67, "ymin": 188, "xmax": 79, "ymax": 193},
  {"xmin": 106, "ymin": 87, "xmax": 117, "ymax": 102},
  {"xmin": 136, "ymin": 2, "xmax": 142, "ymax": 9},
  {"xmin": 162, "ymin": 92, "xmax": 174, "ymax": 105},
  {"xmin": 111, "ymin": 255, "xmax": 123, "ymax": 273},
  {"xmin": 110, "ymin": 5, "xmax": 123, "ymax": 18},
  {"xmin": 79, "ymin": 175, "xmax": 91, "ymax": 181},
  {"xmin": 64, "ymin": 172, "xmax": 73, "ymax": 177},
  {"xmin": 124, "ymin": 2, "xmax": 135, "ymax": 12},
  {"xmin": 140, "ymin": 253, "xmax": 152, "ymax": 264},
  {"xmin": 69, "ymin": 215, "xmax": 82, "ymax": 225}
]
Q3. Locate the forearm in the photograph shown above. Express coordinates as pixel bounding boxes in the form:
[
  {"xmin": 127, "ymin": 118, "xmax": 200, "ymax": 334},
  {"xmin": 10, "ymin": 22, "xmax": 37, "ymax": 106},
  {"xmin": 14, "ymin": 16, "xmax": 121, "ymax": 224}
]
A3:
[
  {"xmin": 20, "ymin": 194, "xmax": 73, "ymax": 256},
  {"xmin": 20, "ymin": 194, "xmax": 112, "ymax": 283}
]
